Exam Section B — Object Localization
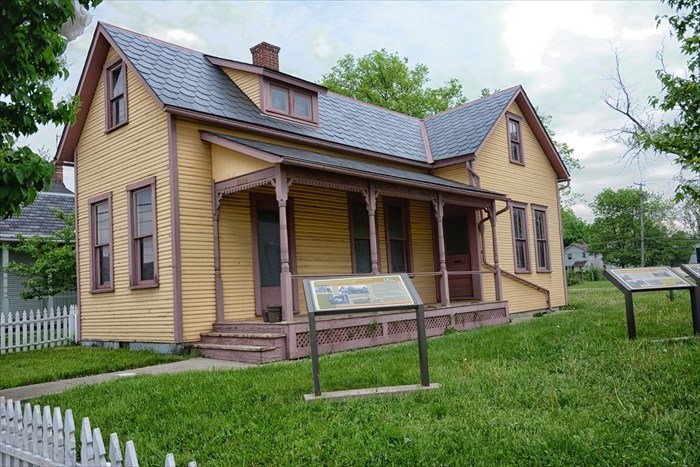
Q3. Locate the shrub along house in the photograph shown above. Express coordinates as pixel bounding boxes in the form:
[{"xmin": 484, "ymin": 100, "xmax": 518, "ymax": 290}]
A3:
[{"xmin": 55, "ymin": 23, "xmax": 570, "ymax": 362}]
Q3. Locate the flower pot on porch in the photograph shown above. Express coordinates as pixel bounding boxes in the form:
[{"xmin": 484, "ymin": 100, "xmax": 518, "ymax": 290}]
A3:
[{"xmin": 267, "ymin": 306, "xmax": 283, "ymax": 323}]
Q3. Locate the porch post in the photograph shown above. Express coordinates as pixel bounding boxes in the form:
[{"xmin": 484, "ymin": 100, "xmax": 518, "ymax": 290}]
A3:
[
  {"xmin": 212, "ymin": 185, "xmax": 224, "ymax": 323},
  {"xmin": 489, "ymin": 202, "xmax": 503, "ymax": 301},
  {"xmin": 276, "ymin": 165, "xmax": 294, "ymax": 321},
  {"xmin": 433, "ymin": 194, "xmax": 450, "ymax": 306},
  {"xmin": 364, "ymin": 183, "xmax": 380, "ymax": 274}
]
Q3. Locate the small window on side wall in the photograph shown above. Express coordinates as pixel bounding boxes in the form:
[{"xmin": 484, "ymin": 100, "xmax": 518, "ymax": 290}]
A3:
[
  {"xmin": 264, "ymin": 80, "xmax": 317, "ymax": 124},
  {"xmin": 508, "ymin": 114, "xmax": 523, "ymax": 164},
  {"xmin": 385, "ymin": 199, "xmax": 411, "ymax": 273},
  {"xmin": 128, "ymin": 178, "xmax": 158, "ymax": 288},
  {"xmin": 89, "ymin": 193, "xmax": 113, "ymax": 292},
  {"xmin": 106, "ymin": 60, "xmax": 127, "ymax": 131},
  {"xmin": 511, "ymin": 204, "xmax": 530, "ymax": 273},
  {"xmin": 532, "ymin": 206, "xmax": 550, "ymax": 272}
]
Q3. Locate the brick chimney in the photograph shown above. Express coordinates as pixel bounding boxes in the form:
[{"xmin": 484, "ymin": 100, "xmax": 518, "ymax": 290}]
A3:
[
  {"xmin": 250, "ymin": 42, "xmax": 281, "ymax": 71},
  {"xmin": 53, "ymin": 161, "xmax": 64, "ymax": 186}
]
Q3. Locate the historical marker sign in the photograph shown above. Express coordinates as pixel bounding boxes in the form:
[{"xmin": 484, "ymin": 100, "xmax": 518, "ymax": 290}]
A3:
[
  {"xmin": 606, "ymin": 266, "xmax": 692, "ymax": 290},
  {"xmin": 604, "ymin": 266, "xmax": 699, "ymax": 339},
  {"xmin": 308, "ymin": 275, "xmax": 416, "ymax": 313},
  {"xmin": 681, "ymin": 263, "xmax": 700, "ymax": 279}
]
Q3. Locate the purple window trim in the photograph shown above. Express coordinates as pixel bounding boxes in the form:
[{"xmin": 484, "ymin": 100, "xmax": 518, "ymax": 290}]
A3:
[
  {"xmin": 532, "ymin": 204, "xmax": 551, "ymax": 273},
  {"xmin": 127, "ymin": 176, "xmax": 159, "ymax": 289},
  {"xmin": 383, "ymin": 197, "xmax": 412, "ymax": 274},
  {"xmin": 88, "ymin": 192, "xmax": 114, "ymax": 293},
  {"xmin": 510, "ymin": 201, "xmax": 531, "ymax": 274},
  {"xmin": 506, "ymin": 112, "xmax": 524, "ymax": 166},
  {"xmin": 262, "ymin": 79, "xmax": 319, "ymax": 125},
  {"xmin": 104, "ymin": 58, "xmax": 128, "ymax": 133}
]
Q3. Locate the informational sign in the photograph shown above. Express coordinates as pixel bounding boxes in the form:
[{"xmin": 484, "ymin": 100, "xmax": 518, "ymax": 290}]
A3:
[
  {"xmin": 308, "ymin": 275, "xmax": 416, "ymax": 313},
  {"xmin": 682, "ymin": 263, "xmax": 700, "ymax": 279},
  {"xmin": 607, "ymin": 267, "xmax": 691, "ymax": 290}
]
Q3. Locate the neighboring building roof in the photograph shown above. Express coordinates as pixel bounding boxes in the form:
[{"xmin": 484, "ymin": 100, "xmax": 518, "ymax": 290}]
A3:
[
  {"xmin": 209, "ymin": 133, "xmax": 507, "ymax": 199},
  {"xmin": 564, "ymin": 242, "xmax": 588, "ymax": 252},
  {"xmin": 423, "ymin": 87, "xmax": 520, "ymax": 160},
  {"xmin": 0, "ymin": 181, "xmax": 74, "ymax": 242}
]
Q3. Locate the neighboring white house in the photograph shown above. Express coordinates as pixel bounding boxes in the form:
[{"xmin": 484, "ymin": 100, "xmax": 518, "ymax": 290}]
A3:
[
  {"xmin": 564, "ymin": 243, "xmax": 604, "ymax": 270},
  {"xmin": 690, "ymin": 243, "xmax": 700, "ymax": 263}
]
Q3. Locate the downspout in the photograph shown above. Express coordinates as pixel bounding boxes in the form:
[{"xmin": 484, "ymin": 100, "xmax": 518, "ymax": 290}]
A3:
[
  {"xmin": 466, "ymin": 160, "xmax": 481, "ymax": 188},
  {"xmin": 478, "ymin": 202, "xmax": 552, "ymax": 311}
]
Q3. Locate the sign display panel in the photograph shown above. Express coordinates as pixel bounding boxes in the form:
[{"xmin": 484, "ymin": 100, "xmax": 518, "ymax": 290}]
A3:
[
  {"xmin": 308, "ymin": 275, "xmax": 416, "ymax": 313},
  {"xmin": 682, "ymin": 263, "xmax": 700, "ymax": 279},
  {"xmin": 607, "ymin": 267, "xmax": 691, "ymax": 290}
]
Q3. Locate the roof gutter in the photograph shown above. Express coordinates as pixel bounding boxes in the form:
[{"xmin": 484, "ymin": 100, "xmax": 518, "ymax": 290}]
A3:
[{"xmin": 164, "ymin": 105, "xmax": 432, "ymax": 169}]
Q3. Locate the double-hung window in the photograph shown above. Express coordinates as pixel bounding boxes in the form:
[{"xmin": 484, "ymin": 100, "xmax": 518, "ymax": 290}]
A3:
[
  {"xmin": 385, "ymin": 200, "xmax": 410, "ymax": 273},
  {"xmin": 532, "ymin": 206, "xmax": 550, "ymax": 272},
  {"xmin": 106, "ymin": 60, "xmax": 127, "ymax": 130},
  {"xmin": 511, "ymin": 203, "xmax": 530, "ymax": 273},
  {"xmin": 89, "ymin": 194, "xmax": 113, "ymax": 292},
  {"xmin": 508, "ymin": 114, "xmax": 523, "ymax": 164},
  {"xmin": 350, "ymin": 199, "xmax": 372, "ymax": 274},
  {"xmin": 128, "ymin": 178, "xmax": 158, "ymax": 287}
]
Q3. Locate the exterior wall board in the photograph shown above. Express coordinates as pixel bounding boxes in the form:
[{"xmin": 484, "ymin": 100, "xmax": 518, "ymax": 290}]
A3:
[
  {"xmin": 212, "ymin": 144, "xmax": 273, "ymax": 182},
  {"xmin": 409, "ymin": 200, "xmax": 438, "ymax": 303},
  {"xmin": 223, "ymin": 68, "xmax": 261, "ymax": 107},
  {"xmin": 472, "ymin": 101, "xmax": 566, "ymax": 311},
  {"xmin": 76, "ymin": 47, "xmax": 174, "ymax": 342}
]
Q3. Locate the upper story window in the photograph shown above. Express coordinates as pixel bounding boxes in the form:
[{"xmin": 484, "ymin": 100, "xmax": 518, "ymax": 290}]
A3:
[
  {"xmin": 128, "ymin": 177, "xmax": 158, "ymax": 288},
  {"xmin": 89, "ymin": 193, "xmax": 113, "ymax": 292},
  {"xmin": 511, "ymin": 203, "xmax": 530, "ymax": 273},
  {"xmin": 264, "ymin": 80, "xmax": 317, "ymax": 124},
  {"xmin": 507, "ymin": 114, "xmax": 523, "ymax": 164},
  {"xmin": 385, "ymin": 199, "xmax": 411, "ymax": 273},
  {"xmin": 106, "ymin": 60, "xmax": 128, "ymax": 131},
  {"xmin": 533, "ymin": 206, "xmax": 550, "ymax": 272}
]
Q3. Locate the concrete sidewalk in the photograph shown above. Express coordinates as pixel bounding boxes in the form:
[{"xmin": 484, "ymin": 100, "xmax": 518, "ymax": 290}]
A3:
[{"xmin": 0, "ymin": 358, "xmax": 251, "ymax": 402}]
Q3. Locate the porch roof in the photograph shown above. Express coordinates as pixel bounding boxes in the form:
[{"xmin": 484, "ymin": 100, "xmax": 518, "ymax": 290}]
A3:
[{"xmin": 203, "ymin": 132, "xmax": 507, "ymax": 200}]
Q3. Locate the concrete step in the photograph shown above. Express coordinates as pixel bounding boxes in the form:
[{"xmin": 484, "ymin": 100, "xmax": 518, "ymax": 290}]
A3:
[
  {"xmin": 212, "ymin": 322, "xmax": 286, "ymax": 333},
  {"xmin": 192, "ymin": 343, "xmax": 286, "ymax": 364}
]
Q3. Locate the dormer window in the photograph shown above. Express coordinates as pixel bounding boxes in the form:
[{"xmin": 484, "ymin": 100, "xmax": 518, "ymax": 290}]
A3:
[
  {"xmin": 106, "ymin": 59, "xmax": 128, "ymax": 131},
  {"xmin": 264, "ymin": 80, "xmax": 317, "ymax": 124}
]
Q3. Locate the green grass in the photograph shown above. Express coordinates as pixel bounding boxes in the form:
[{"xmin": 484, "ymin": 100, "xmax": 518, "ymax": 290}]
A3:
[
  {"xmin": 0, "ymin": 346, "xmax": 184, "ymax": 389},
  {"xmin": 36, "ymin": 283, "xmax": 700, "ymax": 465}
]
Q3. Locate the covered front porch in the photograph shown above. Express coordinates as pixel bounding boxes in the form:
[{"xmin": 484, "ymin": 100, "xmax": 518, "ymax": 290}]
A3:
[{"xmin": 201, "ymin": 133, "xmax": 511, "ymax": 362}]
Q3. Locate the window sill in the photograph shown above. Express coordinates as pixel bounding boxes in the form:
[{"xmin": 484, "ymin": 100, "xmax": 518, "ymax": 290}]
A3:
[
  {"xmin": 90, "ymin": 287, "xmax": 114, "ymax": 294},
  {"xmin": 105, "ymin": 120, "xmax": 128, "ymax": 134},
  {"xmin": 262, "ymin": 110, "xmax": 318, "ymax": 127},
  {"xmin": 536, "ymin": 269, "xmax": 552, "ymax": 274},
  {"xmin": 130, "ymin": 281, "xmax": 159, "ymax": 290},
  {"xmin": 509, "ymin": 159, "xmax": 525, "ymax": 166},
  {"xmin": 514, "ymin": 269, "xmax": 532, "ymax": 274}
]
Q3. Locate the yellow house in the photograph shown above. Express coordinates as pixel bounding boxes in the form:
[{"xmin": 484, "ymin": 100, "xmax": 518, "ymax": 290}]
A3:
[{"xmin": 55, "ymin": 23, "xmax": 570, "ymax": 362}]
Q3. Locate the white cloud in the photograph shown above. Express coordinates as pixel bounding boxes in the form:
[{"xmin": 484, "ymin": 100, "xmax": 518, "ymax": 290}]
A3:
[
  {"xmin": 310, "ymin": 31, "xmax": 334, "ymax": 60},
  {"xmin": 149, "ymin": 28, "xmax": 205, "ymax": 49},
  {"xmin": 556, "ymin": 131, "xmax": 619, "ymax": 161}
]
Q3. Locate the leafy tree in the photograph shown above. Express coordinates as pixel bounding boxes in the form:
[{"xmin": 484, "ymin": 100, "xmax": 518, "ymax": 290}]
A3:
[
  {"xmin": 604, "ymin": 0, "xmax": 700, "ymax": 202},
  {"xmin": 589, "ymin": 187, "xmax": 682, "ymax": 267},
  {"xmin": 321, "ymin": 49, "xmax": 467, "ymax": 118},
  {"xmin": 0, "ymin": 0, "xmax": 100, "ymax": 219},
  {"xmin": 562, "ymin": 208, "xmax": 591, "ymax": 246},
  {"xmin": 3, "ymin": 210, "xmax": 76, "ymax": 299}
]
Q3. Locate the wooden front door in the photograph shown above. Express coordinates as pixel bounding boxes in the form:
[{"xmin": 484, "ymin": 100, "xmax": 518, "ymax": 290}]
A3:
[{"xmin": 444, "ymin": 213, "xmax": 474, "ymax": 299}]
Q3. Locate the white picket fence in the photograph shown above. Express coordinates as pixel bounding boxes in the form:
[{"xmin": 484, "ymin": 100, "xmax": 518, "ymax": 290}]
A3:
[
  {"xmin": 0, "ymin": 305, "xmax": 77, "ymax": 354},
  {"xmin": 0, "ymin": 397, "xmax": 195, "ymax": 466}
]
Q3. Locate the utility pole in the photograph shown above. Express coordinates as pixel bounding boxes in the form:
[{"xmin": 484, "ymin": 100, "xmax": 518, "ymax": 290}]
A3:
[{"xmin": 634, "ymin": 182, "xmax": 645, "ymax": 267}]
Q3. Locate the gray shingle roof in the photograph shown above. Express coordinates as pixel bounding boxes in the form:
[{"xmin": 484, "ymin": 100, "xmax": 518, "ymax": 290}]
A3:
[
  {"xmin": 103, "ymin": 24, "xmax": 428, "ymax": 162},
  {"xmin": 0, "ymin": 181, "xmax": 75, "ymax": 241},
  {"xmin": 424, "ymin": 87, "xmax": 520, "ymax": 160},
  {"xmin": 211, "ymin": 133, "xmax": 505, "ymax": 198}
]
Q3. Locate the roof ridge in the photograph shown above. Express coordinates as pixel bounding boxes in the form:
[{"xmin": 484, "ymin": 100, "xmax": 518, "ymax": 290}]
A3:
[
  {"xmin": 100, "ymin": 21, "xmax": 204, "ymax": 57},
  {"xmin": 424, "ymin": 85, "xmax": 521, "ymax": 121}
]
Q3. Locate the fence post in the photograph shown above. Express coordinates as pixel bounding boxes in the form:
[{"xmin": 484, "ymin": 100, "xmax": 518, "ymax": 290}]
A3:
[{"xmin": 69, "ymin": 305, "xmax": 76, "ymax": 343}]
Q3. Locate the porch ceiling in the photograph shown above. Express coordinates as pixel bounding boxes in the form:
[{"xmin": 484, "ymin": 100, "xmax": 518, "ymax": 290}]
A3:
[{"xmin": 202, "ymin": 131, "xmax": 507, "ymax": 201}]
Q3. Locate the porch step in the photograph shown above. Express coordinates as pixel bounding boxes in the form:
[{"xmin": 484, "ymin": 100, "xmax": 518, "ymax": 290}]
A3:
[
  {"xmin": 200, "ymin": 331, "xmax": 287, "ymax": 347},
  {"xmin": 193, "ymin": 343, "xmax": 285, "ymax": 364},
  {"xmin": 212, "ymin": 322, "xmax": 286, "ymax": 333}
]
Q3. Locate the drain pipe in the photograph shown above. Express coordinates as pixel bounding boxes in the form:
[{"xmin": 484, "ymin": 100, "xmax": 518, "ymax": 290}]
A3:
[{"xmin": 466, "ymin": 160, "xmax": 481, "ymax": 188}]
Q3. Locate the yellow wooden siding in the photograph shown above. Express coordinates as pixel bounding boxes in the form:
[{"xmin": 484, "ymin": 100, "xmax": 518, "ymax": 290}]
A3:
[
  {"xmin": 175, "ymin": 120, "xmax": 217, "ymax": 340},
  {"xmin": 212, "ymin": 144, "xmax": 273, "ymax": 182},
  {"xmin": 76, "ymin": 47, "xmax": 173, "ymax": 342},
  {"xmin": 376, "ymin": 198, "xmax": 388, "ymax": 272},
  {"xmin": 473, "ymin": 101, "xmax": 566, "ymax": 312},
  {"xmin": 409, "ymin": 200, "xmax": 437, "ymax": 303},
  {"xmin": 292, "ymin": 185, "xmax": 352, "ymax": 314},
  {"xmin": 433, "ymin": 163, "xmax": 468, "ymax": 185},
  {"xmin": 219, "ymin": 192, "xmax": 256, "ymax": 321},
  {"xmin": 223, "ymin": 68, "xmax": 260, "ymax": 107}
]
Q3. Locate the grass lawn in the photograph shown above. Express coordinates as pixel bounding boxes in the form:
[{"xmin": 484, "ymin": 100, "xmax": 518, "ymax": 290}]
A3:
[
  {"xmin": 36, "ymin": 282, "xmax": 700, "ymax": 465},
  {"xmin": 0, "ymin": 346, "xmax": 184, "ymax": 389}
]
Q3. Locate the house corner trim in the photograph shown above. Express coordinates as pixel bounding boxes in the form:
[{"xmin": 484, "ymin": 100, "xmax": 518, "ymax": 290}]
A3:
[{"xmin": 168, "ymin": 114, "xmax": 184, "ymax": 342}]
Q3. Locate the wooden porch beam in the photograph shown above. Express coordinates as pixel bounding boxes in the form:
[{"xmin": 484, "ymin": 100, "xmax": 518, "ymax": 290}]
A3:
[
  {"xmin": 275, "ymin": 165, "xmax": 294, "ymax": 321},
  {"xmin": 364, "ymin": 182, "xmax": 380, "ymax": 274},
  {"xmin": 212, "ymin": 182, "xmax": 224, "ymax": 323},
  {"xmin": 432, "ymin": 193, "xmax": 450, "ymax": 307},
  {"xmin": 214, "ymin": 166, "xmax": 277, "ymax": 200},
  {"xmin": 488, "ymin": 201, "xmax": 503, "ymax": 301}
]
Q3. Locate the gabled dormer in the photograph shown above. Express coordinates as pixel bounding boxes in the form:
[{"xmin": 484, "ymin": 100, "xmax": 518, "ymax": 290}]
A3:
[{"xmin": 206, "ymin": 42, "xmax": 325, "ymax": 126}]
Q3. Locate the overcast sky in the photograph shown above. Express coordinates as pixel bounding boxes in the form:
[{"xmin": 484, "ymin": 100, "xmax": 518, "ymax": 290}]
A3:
[{"xmin": 28, "ymin": 0, "xmax": 689, "ymax": 221}]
